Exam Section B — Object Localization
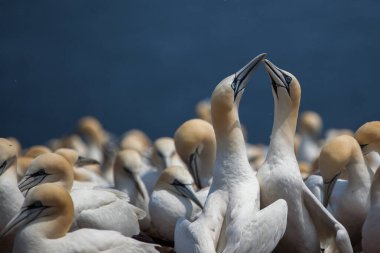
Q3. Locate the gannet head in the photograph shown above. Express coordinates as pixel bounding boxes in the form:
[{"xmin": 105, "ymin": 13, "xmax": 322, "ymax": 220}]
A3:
[
  {"xmin": 0, "ymin": 138, "xmax": 17, "ymax": 176},
  {"xmin": 49, "ymin": 134, "xmax": 87, "ymax": 156},
  {"xmin": 151, "ymin": 137, "xmax": 177, "ymax": 170},
  {"xmin": 195, "ymin": 99, "xmax": 212, "ymax": 123},
  {"xmin": 24, "ymin": 145, "xmax": 52, "ymax": 158},
  {"xmin": 212, "ymin": 53, "xmax": 266, "ymax": 111},
  {"xmin": 120, "ymin": 129, "xmax": 152, "ymax": 154},
  {"xmin": 17, "ymin": 156, "xmax": 33, "ymax": 178},
  {"xmin": 18, "ymin": 153, "xmax": 74, "ymax": 196},
  {"xmin": 263, "ymin": 59, "xmax": 301, "ymax": 106},
  {"xmin": 114, "ymin": 149, "xmax": 147, "ymax": 199},
  {"xmin": 0, "ymin": 184, "xmax": 74, "ymax": 239},
  {"xmin": 174, "ymin": 119, "xmax": 216, "ymax": 189},
  {"xmin": 354, "ymin": 121, "xmax": 380, "ymax": 155},
  {"xmin": 319, "ymin": 135, "xmax": 359, "ymax": 206},
  {"xmin": 77, "ymin": 116, "xmax": 106, "ymax": 146},
  {"xmin": 155, "ymin": 166, "xmax": 203, "ymax": 209},
  {"xmin": 300, "ymin": 111, "xmax": 323, "ymax": 137},
  {"xmin": 7, "ymin": 137, "xmax": 22, "ymax": 155},
  {"xmin": 55, "ymin": 148, "xmax": 100, "ymax": 168},
  {"xmin": 211, "ymin": 53, "xmax": 266, "ymax": 131}
]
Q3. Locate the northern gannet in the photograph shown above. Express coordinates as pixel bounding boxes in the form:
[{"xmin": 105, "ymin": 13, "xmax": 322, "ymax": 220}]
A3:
[
  {"xmin": 354, "ymin": 121, "xmax": 380, "ymax": 175},
  {"xmin": 362, "ymin": 167, "xmax": 380, "ymax": 253},
  {"xmin": 0, "ymin": 184, "xmax": 159, "ymax": 253},
  {"xmin": 142, "ymin": 137, "xmax": 183, "ymax": 194},
  {"xmin": 18, "ymin": 153, "xmax": 143, "ymax": 237},
  {"xmin": 55, "ymin": 148, "xmax": 108, "ymax": 187},
  {"xmin": 257, "ymin": 59, "xmax": 353, "ymax": 253},
  {"xmin": 120, "ymin": 129, "xmax": 152, "ymax": 155},
  {"xmin": 149, "ymin": 165, "xmax": 203, "ymax": 242},
  {"xmin": 318, "ymin": 135, "xmax": 371, "ymax": 249},
  {"xmin": 174, "ymin": 118, "xmax": 216, "ymax": 190},
  {"xmin": 175, "ymin": 53, "xmax": 288, "ymax": 253},
  {"xmin": 0, "ymin": 138, "xmax": 24, "ymax": 252},
  {"xmin": 297, "ymin": 111, "xmax": 322, "ymax": 164},
  {"xmin": 114, "ymin": 149, "xmax": 151, "ymax": 230}
]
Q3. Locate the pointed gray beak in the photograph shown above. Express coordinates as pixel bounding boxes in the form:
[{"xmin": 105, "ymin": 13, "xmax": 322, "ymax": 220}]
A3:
[
  {"xmin": 231, "ymin": 53, "xmax": 267, "ymax": 101},
  {"xmin": 18, "ymin": 175, "xmax": 47, "ymax": 196},
  {"xmin": 0, "ymin": 204, "xmax": 46, "ymax": 239},
  {"xmin": 173, "ymin": 180, "xmax": 203, "ymax": 209},
  {"xmin": 263, "ymin": 59, "xmax": 291, "ymax": 96},
  {"xmin": 75, "ymin": 156, "xmax": 100, "ymax": 167},
  {"xmin": 0, "ymin": 160, "xmax": 8, "ymax": 176},
  {"xmin": 323, "ymin": 173, "xmax": 340, "ymax": 207},
  {"xmin": 189, "ymin": 151, "xmax": 202, "ymax": 190}
]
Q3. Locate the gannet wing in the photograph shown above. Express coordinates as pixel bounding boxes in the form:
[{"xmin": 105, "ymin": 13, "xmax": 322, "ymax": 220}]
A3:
[
  {"xmin": 305, "ymin": 174, "xmax": 323, "ymax": 203},
  {"xmin": 71, "ymin": 188, "xmax": 144, "ymax": 237},
  {"xmin": 175, "ymin": 190, "xmax": 227, "ymax": 253},
  {"xmin": 61, "ymin": 228, "xmax": 159, "ymax": 253},
  {"xmin": 175, "ymin": 217, "xmax": 216, "ymax": 253},
  {"xmin": 302, "ymin": 183, "xmax": 353, "ymax": 253},
  {"xmin": 222, "ymin": 199, "xmax": 287, "ymax": 253}
]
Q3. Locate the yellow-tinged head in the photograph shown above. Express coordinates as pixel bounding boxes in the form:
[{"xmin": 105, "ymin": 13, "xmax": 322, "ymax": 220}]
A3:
[
  {"xmin": 0, "ymin": 183, "xmax": 74, "ymax": 239},
  {"xmin": 354, "ymin": 121, "xmax": 380, "ymax": 155},
  {"xmin": 19, "ymin": 153, "xmax": 74, "ymax": 196}
]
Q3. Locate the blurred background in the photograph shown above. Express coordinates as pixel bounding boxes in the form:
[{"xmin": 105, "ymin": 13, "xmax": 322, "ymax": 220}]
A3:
[{"xmin": 1, "ymin": 0, "xmax": 379, "ymax": 146}]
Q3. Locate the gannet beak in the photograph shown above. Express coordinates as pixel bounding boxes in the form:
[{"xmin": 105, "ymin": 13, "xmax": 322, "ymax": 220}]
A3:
[
  {"xmin": 359, "ymin": 144, "xmax": 369, "ymax": 155},
  {"xmin": 122, "ymin": 166, "xmax": 146, "ymax": 200},
  {"xmin": 263, "ymin": 59, "xmax": 291, "ymax": 96},
  {"xmin": 172, "ymin": 180, "xmax": 203, "ymax": 209},
  {"xmin": 323, "ymin": 173, "xmax": 340, "ymax": 207},
  {"xmin": 0, "ymin": 204, "xmax": 45, "ymax": 238},
  {"xmin": 189, "ymin": 151, "xmax": 201, "ymax": 189},
  {"xmin": 75, "ymin": 156, "xmax": 100, "ymax": 167},
  {"xmin": 0, "ymin": 160, "xmax": 8, "ymax": 176},
  {"xmin": 231, "ymin": 53, "xmax": 267, "ymax": 101},
  {"xmin": 18, "ymin": 174, "xmax": 47, "ymax": 196},
  {"xmin": 163, "ymin": 157, "xmax": 171, "ymax": 170}
]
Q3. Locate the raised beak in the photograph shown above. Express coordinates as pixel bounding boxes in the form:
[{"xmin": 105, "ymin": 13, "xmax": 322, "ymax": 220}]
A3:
[
  {"xmin": 173, "ymin": 180, "xmax": 203, "ymax": 209},
  {"xmin": 323, "ymin": 173, "xmax": 340, "ymax": 207},
  {"xmin": 263, "ymin": 59, "xmax": 290, "ymax": 96},
  {"xmin": 189, "ymin": 151, "xmax": 201, "ymax": 190},
  {"xmin": 231, "ymin": 53, "xmax": 267, "ymax": 101},
  {"xmin": 75, "ymin": 156, "xmax": 100, "ymax": 167},
  {"xmin": 0, "ymin": 205, "xmax": 44, "ymax": 239}
]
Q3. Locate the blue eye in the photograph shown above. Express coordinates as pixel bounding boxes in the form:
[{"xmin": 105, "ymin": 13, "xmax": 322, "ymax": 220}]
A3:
[{"xmin": 284, "ymin": 75, "xmax": 292, "ymax": 84}]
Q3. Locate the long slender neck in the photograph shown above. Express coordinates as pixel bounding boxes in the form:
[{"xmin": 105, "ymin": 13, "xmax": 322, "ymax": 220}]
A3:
[
  {"xmin": 213, "ymin": 107, "xmax": 251, "ymax": 178},
  {"xmin": 347, "ymin": 148, "xmax": 372, "ymax": 189},
  {"xmin": 268, "ymin": 98, "xmax": 299, "ymax": 158},
  {"xmin": 199, "ymin": 135, "xmax": 216, "ymax": 187}
]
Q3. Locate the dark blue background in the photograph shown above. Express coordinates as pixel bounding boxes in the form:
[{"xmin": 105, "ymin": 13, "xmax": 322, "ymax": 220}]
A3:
[{"xmin": 1, "ymin": 1, "xmax": 379, "ymax": 147}]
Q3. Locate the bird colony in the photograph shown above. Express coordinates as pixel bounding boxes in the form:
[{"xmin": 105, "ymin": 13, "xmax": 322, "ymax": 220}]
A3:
[{"xmin": 0, "ymin": 53, "xmax": 379, "ymax": 253}]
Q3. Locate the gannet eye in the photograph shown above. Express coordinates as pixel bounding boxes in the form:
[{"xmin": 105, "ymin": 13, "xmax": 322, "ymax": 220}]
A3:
[
  {"xmin": 31, "ymin": 169, "xmax": 47, "ymax": 177},
  {"xmin": 284, "ymin": 75, "xmax": 292, "ymax": 84},
  {"xmin": 28, "ymin": 201, "xmax": 44, "ymax": 209},
  {"xmin": 157, "ymin": 151, "xmax": 164, "ymax": 159},
  {"xmin": 171, "ymin": 179, "xmax": 182, "ymax": 186}
]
